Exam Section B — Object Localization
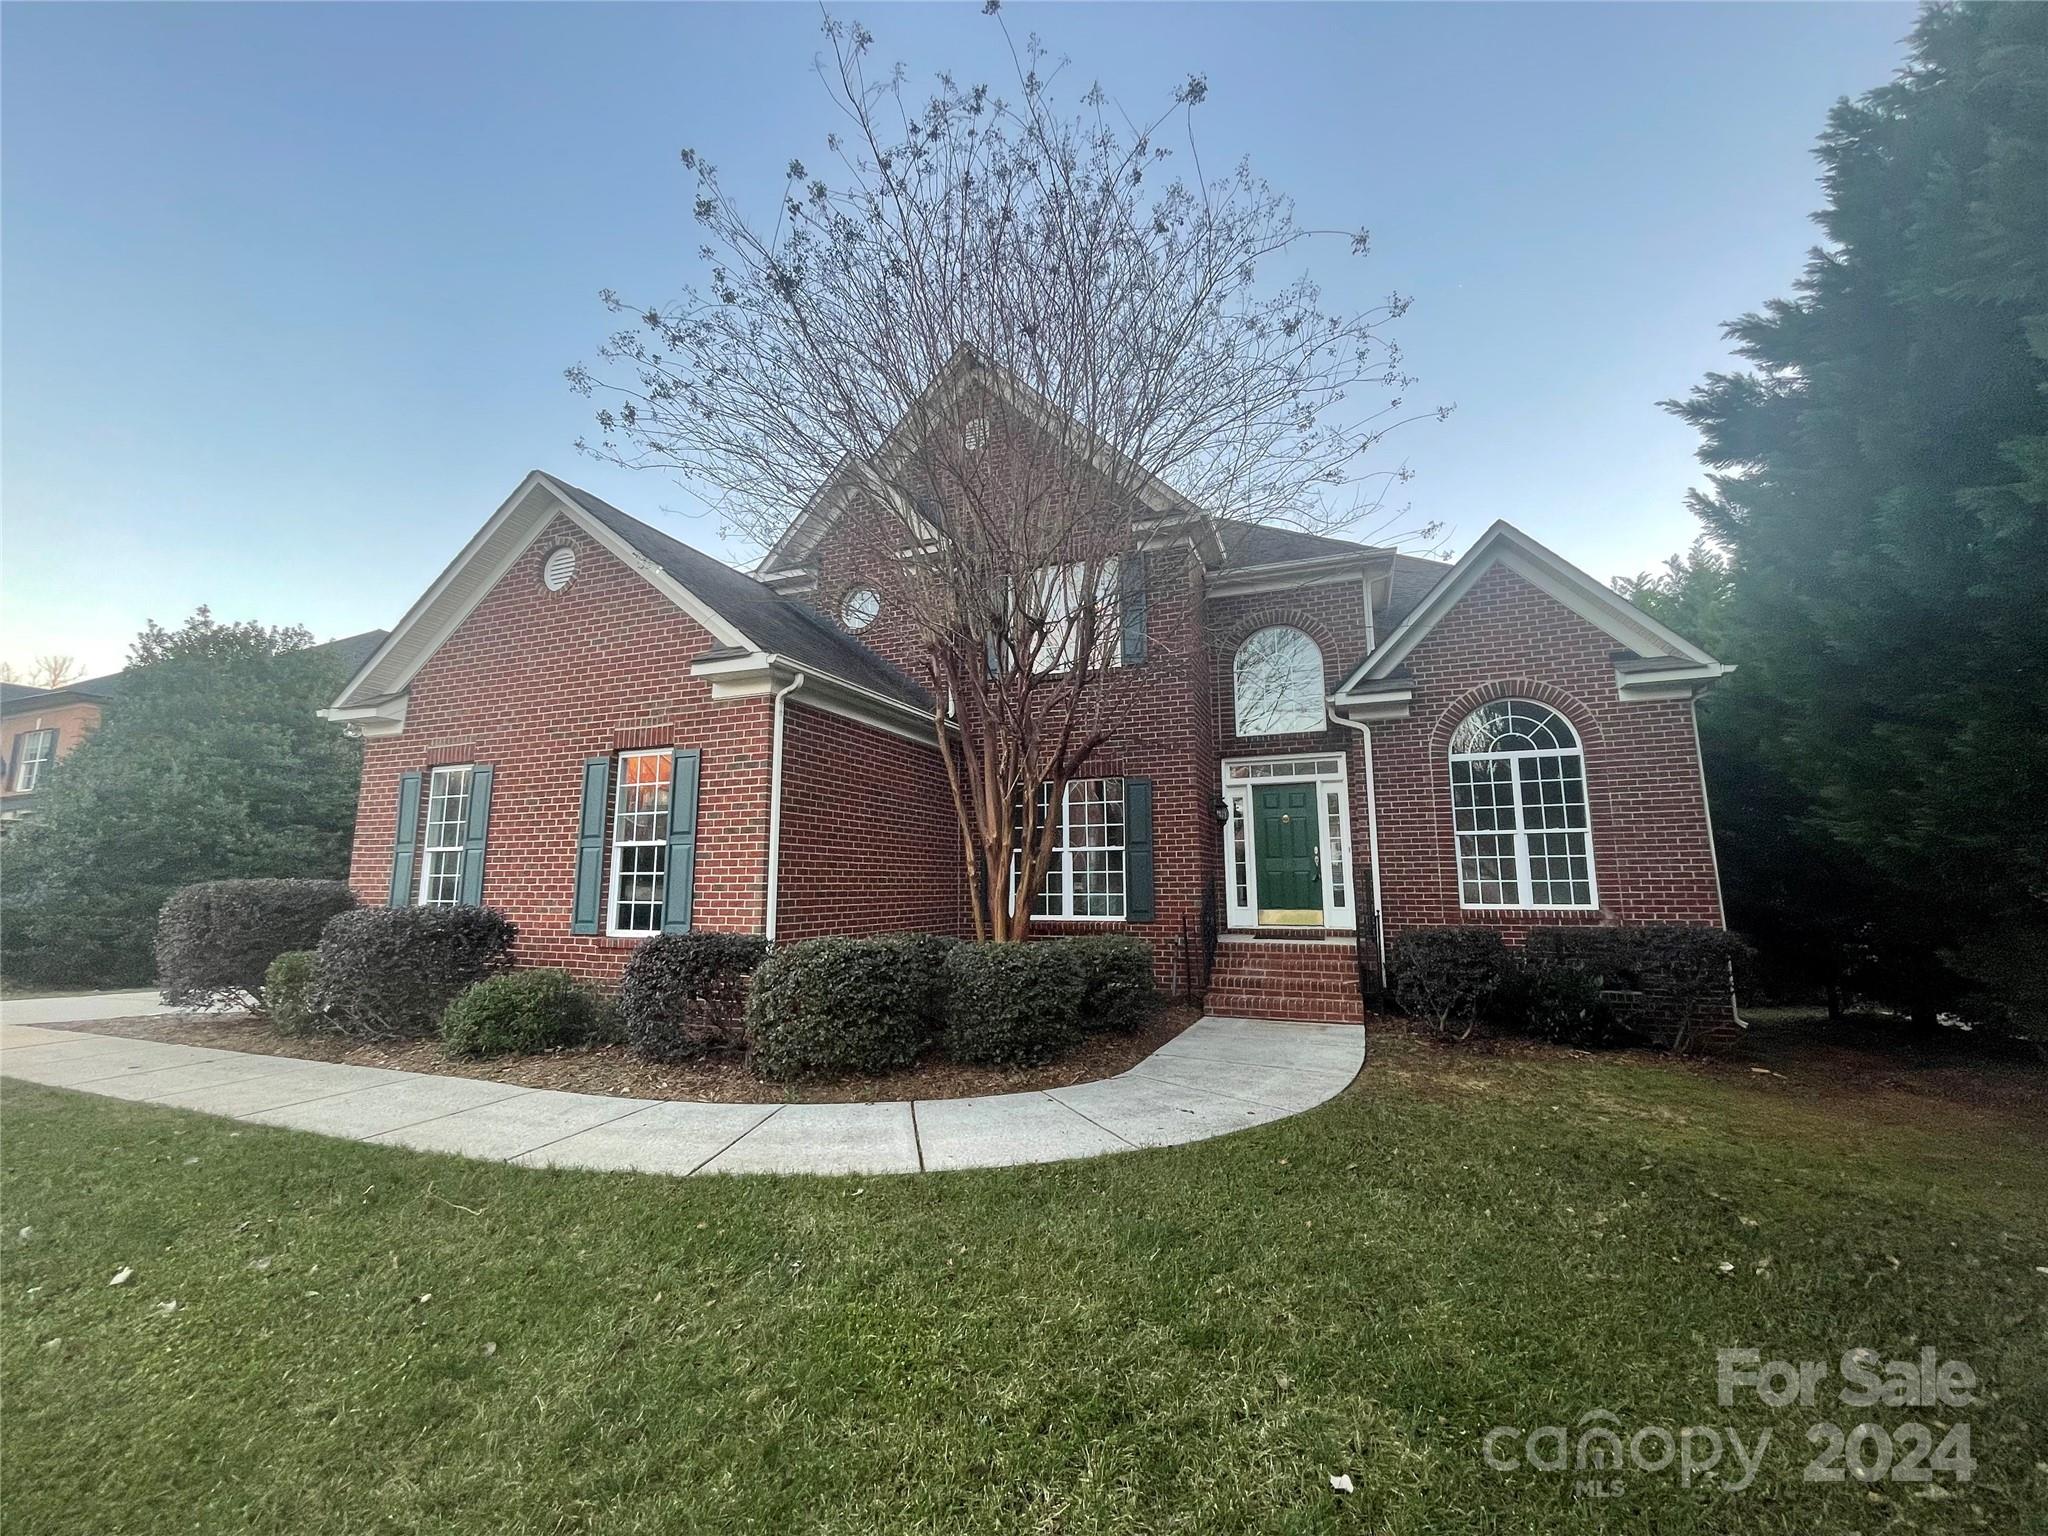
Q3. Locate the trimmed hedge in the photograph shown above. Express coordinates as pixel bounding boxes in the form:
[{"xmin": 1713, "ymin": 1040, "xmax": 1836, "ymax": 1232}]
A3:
[
  {"xmin": 942, "ymin": 942, "xmax": 1085, "ymax": 1066},
  {"xmin": 156, "ymin": 879, "xmax": 358, "ymax": 1010},
  {"xmin": 1065, "ymin": 935, "xmax": 1157, "ymax": 1034},
  {"xmin": 745, "ymin": 936, "xmax": 941, "ymax": 1080},
  {"xmin": 440, "ymin": 969, "xmax": 604, "ymax": 1058},
  {"xmin": 1526, "ymin": 924, "xmax": 1746, "ymax": 1051},
  {"xmin": 619, "ymin": 933, "xmax": 770, "ymax": 1061},
  {"xmin": 312, "ymin": 905, "xmax": 517, "ymax": 1039},
  {"xmin": 1489, "ymin": 958, "xmax": 1620, "ymax": 1048},
  {"xmin": 1388, "ymin": 927, "xmax": 1509, "ymax": 1042},
  {"xmin": 260, "ymin": 950, "xmax": 321, "ymax": 1037}
]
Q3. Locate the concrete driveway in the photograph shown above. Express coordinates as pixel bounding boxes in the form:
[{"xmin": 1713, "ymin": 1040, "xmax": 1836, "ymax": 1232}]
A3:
[
  {"xmin": 0, "ymin": 1014, "xmax": 1364, "ymax": 1177},
  {"xmin": 0, "ymin": 989, "xmax": 175, "ymax": 1026}
]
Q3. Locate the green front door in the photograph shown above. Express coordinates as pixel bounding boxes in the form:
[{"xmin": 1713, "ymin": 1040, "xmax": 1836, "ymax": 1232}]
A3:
[{"xmin": 1253, "ymin": 783, "xmax": 1322, "ymax": 924}]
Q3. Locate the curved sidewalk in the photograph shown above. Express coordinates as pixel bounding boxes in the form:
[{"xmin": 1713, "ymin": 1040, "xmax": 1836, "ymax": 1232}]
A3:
[{"xmin": 0, "ymin": 1014, "xmax": 1363, "ymax": 1177}]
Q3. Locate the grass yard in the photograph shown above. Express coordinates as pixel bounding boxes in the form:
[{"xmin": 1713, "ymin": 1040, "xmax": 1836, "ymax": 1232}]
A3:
[{"xmin": 3, "ymin": 1029, "xmax": 2043, "ymax": 1534}]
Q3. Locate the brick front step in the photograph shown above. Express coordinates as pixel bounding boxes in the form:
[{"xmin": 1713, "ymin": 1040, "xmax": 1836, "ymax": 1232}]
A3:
[{"xmin": 1204, "ymin": 937, "xmax": 1367, "ymax": 1024}]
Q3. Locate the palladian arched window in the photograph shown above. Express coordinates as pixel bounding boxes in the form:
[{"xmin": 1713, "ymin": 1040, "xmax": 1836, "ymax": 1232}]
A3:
[
  {"xmin": 1448, "ymin": 699, "xmax": 1596, "ymax": 909},
  {"xmin": 1233, "ymin": 626, "xmax": 1325, "ymax": 736}
]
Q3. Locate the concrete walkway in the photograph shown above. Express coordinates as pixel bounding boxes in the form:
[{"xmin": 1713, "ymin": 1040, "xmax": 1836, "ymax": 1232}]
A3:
[
  {"xmin": 0, "ymin": 1015, "xmax": 1363, "ymax": 1177},
  {"xmin": 0, "ymin": 989, "xmax": 179, "ymax": 1026}
]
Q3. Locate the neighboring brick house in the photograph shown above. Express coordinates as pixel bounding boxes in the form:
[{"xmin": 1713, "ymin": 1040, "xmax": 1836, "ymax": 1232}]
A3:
[
  {"xmin": 325, "ymin": 402, "xmax": 1731, "ymax": 1025},
  {"xmin": 0, "ymin": 633, "xmax": 389, "ymax": 829}
]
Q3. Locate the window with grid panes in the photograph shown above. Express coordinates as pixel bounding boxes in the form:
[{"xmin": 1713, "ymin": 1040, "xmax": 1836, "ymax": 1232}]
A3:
[
  {"xmin": 608, "ymin": 750, "xmax": 673, "ymax": 935},
  {"xmin": 417, "ymin": 766, "xmax": 474, "ymax": 906},
  {"xmin": 1011, "ymin": 777, "xmax": 1126, "ymax": 920},
  {"xmin": 1447, "ymin": 700, "xmax": 1595, "ymax": 908}
]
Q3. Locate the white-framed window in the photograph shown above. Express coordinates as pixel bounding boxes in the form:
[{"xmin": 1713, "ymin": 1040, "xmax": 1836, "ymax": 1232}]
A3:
[
  {"xmin": 1021, "ymin": 560, "xmax": 1119, "ymax": 676},
  {"xmin": 1234, "ymin": 626, "xmax": 1326, "ymax": 736},
  {"xmin": 608, "ymin": 749, "xmax": 674, "ymax": 936},
  {"xmin": 11, "ymin": 729, "xmax": 57, "ymax": 793},
  {"xmin": 840, "ymin": 585, "xmax": 881, "ymax": 632},
  {"xmin": 1449, "ymin": 700, "xmax": 1597, "ymax": 909},
  {"xmin": 1013, "ymin": 776, "xmax": 1126, "ymax": 921},
  {"xmin": 417, "ymin": 765, "xmax": 474, "ymax": 906}
]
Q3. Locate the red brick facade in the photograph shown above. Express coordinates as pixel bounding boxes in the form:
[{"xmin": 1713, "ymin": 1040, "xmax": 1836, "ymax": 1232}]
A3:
[
  {"xmin": 772, "ymin": 704, "xmax": 965, "ymax": 942},
  {"xmin": 347, "ymin": 515, "xmax": 775, "ymax": 986},
  {"xmin": 341, "ymin": 481, "xmax": 1725, "ymax": 1029},
  {"xmin": 1368, "ymin": 562, "xmax": 1724, "ymax": 944}
]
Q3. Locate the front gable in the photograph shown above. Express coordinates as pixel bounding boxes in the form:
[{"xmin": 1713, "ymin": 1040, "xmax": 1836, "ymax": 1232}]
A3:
[
  {"xmin": 1330, "ymin": 521, "xmax": 1731, "ymax": 722},
  {"xmin": 325, "ymin": 473, "xmax": 751, "ymax": 736}
]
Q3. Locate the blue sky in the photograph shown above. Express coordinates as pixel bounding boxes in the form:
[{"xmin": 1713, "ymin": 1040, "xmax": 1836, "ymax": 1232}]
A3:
[{"xmin": 2, "ymin": 1, "xmax": 1917, "ymax": 676}]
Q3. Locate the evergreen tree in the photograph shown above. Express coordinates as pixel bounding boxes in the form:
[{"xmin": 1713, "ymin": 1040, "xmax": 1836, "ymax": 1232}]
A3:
[
  {"xmin": 1664, "ymin": 2, "xmax": 2048, "ymax": 1024},
  {"xmin": 0, "ymin": 611, "xmax": 362, "ymax": 986}
]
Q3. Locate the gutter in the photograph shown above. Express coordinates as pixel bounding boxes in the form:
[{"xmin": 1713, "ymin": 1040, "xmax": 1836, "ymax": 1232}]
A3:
[
  {"xmin": 763, "ymin": 671, "xmax": 807, "ymax": 943},
  {"xmin": 1327, "ymin": 703, "xmax": 1388, "ymax": 979}
]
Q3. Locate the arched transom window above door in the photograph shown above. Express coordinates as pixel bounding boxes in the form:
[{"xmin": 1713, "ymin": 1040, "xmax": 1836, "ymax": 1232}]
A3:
[
  {"xmin": 1448, "ymin": 699, "xmax": 1597, "ymax": 909},
  {"xmin": 1233, "ymin": 626, "xmax": 1326, "ymax": 736}
]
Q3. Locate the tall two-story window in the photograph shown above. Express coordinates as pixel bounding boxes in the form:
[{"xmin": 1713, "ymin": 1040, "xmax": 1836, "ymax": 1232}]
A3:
[
  {"xmin": 609, "ymin": 749, "xmax": 674, "ymax": 935},
  {"xmin": 417, "ymin": 765, "xmax": 474, "ymax": 906},
  {"xmin": 1013, "ymin": 777, "xmax": 1126, "ymax": 920},
  {"xmin": 1449, "ymin": 700, "xmax": 1597, "ymax": 909},
  {"xmin": 11, "ymin": 729, "xmax": 57, "ymax": 793}
]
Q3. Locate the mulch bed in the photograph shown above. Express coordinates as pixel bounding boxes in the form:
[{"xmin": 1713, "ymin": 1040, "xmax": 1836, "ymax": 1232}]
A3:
[{"xmin": 52, "ymin": 1004, "xmax": 1202, "ymax": 1104}]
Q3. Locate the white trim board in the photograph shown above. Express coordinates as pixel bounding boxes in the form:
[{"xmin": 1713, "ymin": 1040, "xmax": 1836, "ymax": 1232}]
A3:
[{"xmin": 1335, "ymin": 521, "xmax": 1730, "ymax": 700}]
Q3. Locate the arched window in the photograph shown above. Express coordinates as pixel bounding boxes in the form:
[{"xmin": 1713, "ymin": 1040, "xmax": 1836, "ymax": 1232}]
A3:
[
  {"xmin": 1234, "ymin": 626, "xmax": 1325, "ymax": 736},
  {"xmin": 1448, "ymin": 699, "xmax": 1596, "ymax": 908}
]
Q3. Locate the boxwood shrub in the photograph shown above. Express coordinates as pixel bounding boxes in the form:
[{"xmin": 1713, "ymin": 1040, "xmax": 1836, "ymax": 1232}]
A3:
[
  {"xmin": 440, "ymin": 969, "xmax": 604, "ymax": 1058},
  {"xmin": 156, "ymin": 879, "xmax": 358, "ymax": 1010},
  {"xmin": 619, "ymin": 933, "xmax": 770, "ymax": 1060},
  {"xmin": 312, "ymin": 905, "xmax": 516, "ymax": 1039},
  {"xmin": 1526, "ymin": 924, "xmax": 1747, "ymax": 1051},
  {"xmin": 260, "ymin": 950, "xmax": 321, "ymax": 1037},
  {"xmin": 942, "ymin": 941, "xmax": 1086, "ymax": 1066},
  {"xmin": 1387, "ymin": 927, "xmax": 1509, "ymax": 1042},
  {"xmin": 744, "ymin": 936, "xmax": 941, "ymax": 1081},
  {"xmin": 1063, "ymin": 935, "xmax": 1156, "ymax": 1034},
  {"xmin": 1488, "ymin": 957, "xmax": 1621, "ymax": 1048}
]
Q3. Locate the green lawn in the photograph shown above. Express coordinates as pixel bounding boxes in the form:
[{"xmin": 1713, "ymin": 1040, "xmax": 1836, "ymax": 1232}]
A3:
[{"xmin": 4, "ymin": 1032, "xmax": 2043, "ymax": 1534}]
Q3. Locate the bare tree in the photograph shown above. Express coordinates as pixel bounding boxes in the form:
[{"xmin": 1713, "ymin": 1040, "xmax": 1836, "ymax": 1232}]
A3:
[
  {"xmin": 0, "ymin": 656, "xmax": 83, "ymax": 689},
  {"xmin": 572, "ymin": 7, "xmax": 1446, "ymax": 940}
]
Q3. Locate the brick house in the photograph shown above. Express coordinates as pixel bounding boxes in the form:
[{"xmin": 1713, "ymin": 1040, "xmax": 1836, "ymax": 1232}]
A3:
[
  {"xmin": 325, "ymin": 410, "xmax": 1731, "ymax": 1025},
  {"xmin": 1, "ymin": 633, "xmax": 389, "ymax": 831}
]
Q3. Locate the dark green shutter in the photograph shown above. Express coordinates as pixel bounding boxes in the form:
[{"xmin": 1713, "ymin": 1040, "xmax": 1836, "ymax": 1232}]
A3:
[
  {"xmin": 388, "ymin": 772, "xmax": 422, "ymax": 907},
  {"xmin": 663, "ymin": 747, "xmax": 701, "ymax": 934},
  {"xmin": 571, "ymin": 756, "xmax": 610, "ymax": 935},
  {"xmin": 1125, "ymin": 777, "xmax": 1155, "ymax": 922},
  {"xmin": 458, "ymin": 765, "xmax": 494, "ymax": 906},
  {"xmin": 1119, "ymin": 556, "xmax": 1148, "ymax": 665}
]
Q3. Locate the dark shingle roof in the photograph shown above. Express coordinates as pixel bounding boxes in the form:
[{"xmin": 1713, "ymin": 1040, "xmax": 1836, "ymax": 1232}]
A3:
[
  {"xmin": 1215, "ymin": 520, "xmax": 1379, "ymax": 568},
  {"xmin": 4, "ymin": 631, "xmax": 390, "ymax": 716},
  {"xmin": 1380, "ymin": 554, "xmax": 1450, "ymax": 629},
  {"xmin": 545, "ymin": 478, "xmax": 932, "ymax": 713}
]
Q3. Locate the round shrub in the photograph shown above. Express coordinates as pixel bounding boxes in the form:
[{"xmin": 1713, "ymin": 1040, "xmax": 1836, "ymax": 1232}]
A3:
[
  {"xmin": 156, "ymin": 879, "xmax": 358, "ymax": 1010},
  {"xmin": 619, "ymin": 933, "xmax": 769, "ymax": 1060},
  {"xmin": 942, "ymin": 942, "xmax": 1086, "ymax": 1067},
  {"xmin": 261, "ymin": 949, "xmax": 321, "ymax": 1037},
  {"xmin": 312, "ymin": 905, "xmax": 517, "ymax": 1039},
  {"xmin": 1061, "ymin": 935, "xmax": 1157, "ymax": 1034},
  {"xmin": 745, "ymin": 937, "xmax": 938, "ymax": 1081},
  {"xmin": 1388, "ymin": 927, "xmax": 1509, "ymax": 1042},
  {"xmin": 440, "ymin": 969, "xmax": 603, "ymax": 1058}
]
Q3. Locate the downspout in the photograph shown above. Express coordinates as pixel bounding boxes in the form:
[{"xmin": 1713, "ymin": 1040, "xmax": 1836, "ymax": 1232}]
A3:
[
  {"xmin": 764, "ymin": 670, "xmax": 807, "ymax": 944},
  {"xmin": 1327, "ymin": 705, "xmax": 1388, "ymax": 979}
]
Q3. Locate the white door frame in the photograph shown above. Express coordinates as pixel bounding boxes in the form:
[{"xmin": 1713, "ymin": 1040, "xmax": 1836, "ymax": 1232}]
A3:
[{"xmin": 1219, "ymin": 753, "xmax": 1358, "ymax": 931}]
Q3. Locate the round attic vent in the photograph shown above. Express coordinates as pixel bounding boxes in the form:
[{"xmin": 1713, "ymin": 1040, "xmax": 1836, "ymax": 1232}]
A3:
[{"xmin": 542, "ymin": 545, "xmax": 577, "ymax": 592}]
